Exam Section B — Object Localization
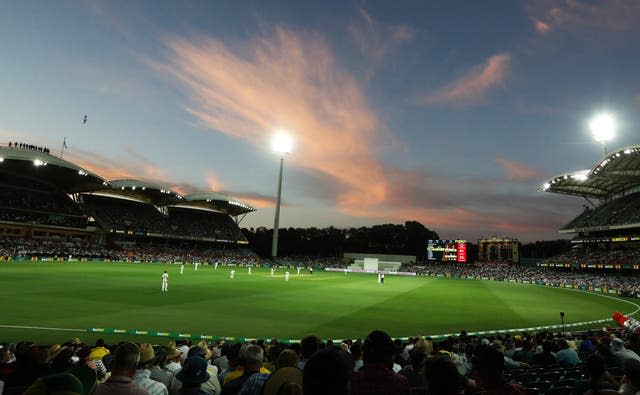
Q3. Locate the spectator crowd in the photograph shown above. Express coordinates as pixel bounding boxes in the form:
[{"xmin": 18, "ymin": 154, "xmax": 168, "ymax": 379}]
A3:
[{"xmin": 1, "ymin": 327, "xmax": 640, "ymax": 395}]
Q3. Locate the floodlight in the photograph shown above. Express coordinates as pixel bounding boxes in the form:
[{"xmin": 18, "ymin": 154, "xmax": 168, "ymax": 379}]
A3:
[
  {"xmin": 33, "ymin": 159, "xmax": 43, "ymax": 167},
  {"xmin": 573, "ymin": 172, "xmax": 588, "ymax": 181},
  {"xmin": 589, "ymin": 113, "xmax": 616, "ymax": 143},
  {"xmin": 272, "ymin": 132, "xmax": 293, "ymax": 154}
]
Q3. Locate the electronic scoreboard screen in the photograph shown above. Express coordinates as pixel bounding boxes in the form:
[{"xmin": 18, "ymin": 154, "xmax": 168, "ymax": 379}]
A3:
[{"xmin": 427, "ymin": 240, "xmax": 467, "ymax": 263}]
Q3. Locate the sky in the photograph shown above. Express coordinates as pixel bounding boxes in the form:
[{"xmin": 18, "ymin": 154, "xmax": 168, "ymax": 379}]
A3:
[{"xmin": 1, "ymin": 0, "xmax": 639, "ymax": 243}]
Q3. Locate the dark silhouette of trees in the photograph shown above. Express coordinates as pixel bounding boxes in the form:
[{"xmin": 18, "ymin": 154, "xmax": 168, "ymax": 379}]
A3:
[{"xmin": 241, "ymin": 221, "xmax": 439, "ymax": 258}]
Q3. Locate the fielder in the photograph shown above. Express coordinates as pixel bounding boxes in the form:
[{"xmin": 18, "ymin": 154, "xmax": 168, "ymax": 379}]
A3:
[
  {"xmin": 297, "ymin": 267, "xmax": 301, "ymax": 275},
  {"xmin": 248, "ymin": 267, "xmax": 252, "ymax": 275},
  {"xmin": 285, "ymin": 271, "xmax": 290, "ymax": 282},
  {"xmin": 230, "ymin": 269, "xmax": 235, "ymax": 279},
  {"xmin": 194, "ymin": 262, "xmax": 199, "ymax": 271},
  {"xmin": 270, "ymin": 268, "xmax": 274, "ymax": 277},
  {"xmin": 162, "ymin": 271, "xmax": 169, "ymax": 292},
  {"xmin": 214, "ymin": 262, "xmax": 218, "ymax": 270},
  {"xmin": 180, "ymin": 263, "xmax": 184, "ymax": 275}
]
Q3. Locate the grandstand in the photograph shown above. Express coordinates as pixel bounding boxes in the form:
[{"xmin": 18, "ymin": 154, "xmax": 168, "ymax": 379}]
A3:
[
  {"xmin": 0, "ymin": 145, "xmax": 255, "ymax": 250},
  {"xmin": 540, "ymin": 145, "xmax": 640, "ymax": 270}
]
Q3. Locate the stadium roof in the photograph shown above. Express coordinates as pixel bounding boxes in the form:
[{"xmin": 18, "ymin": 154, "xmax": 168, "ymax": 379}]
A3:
[
  {"xmin": 91, "ymin": 182, "xmax": 255, "ymax": 215},
  {"xmin": 179, "ymin": 192, "xmax": 256, "ymax": 216},
  {"xmin": 95, "ymin": 178, "xmax": 183, "ymax": 205},
  {"xmin": 540, "ymin": 145, "xmax": 640, "ymax": 200},
  {"xmin": 0, "ymin": 146, "xmax": 106, "ymax": 193}
]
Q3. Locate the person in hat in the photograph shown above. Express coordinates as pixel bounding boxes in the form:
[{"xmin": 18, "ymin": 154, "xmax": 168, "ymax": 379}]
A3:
[
  {"xmin": 169, "ymin": 344, "xmax": 222, "ymax": 395},
  {"xmin": 165, "ymin": 342, "xmax": 183, "ymax": 374},
  {"xmin": 612, "ymin": 338, "xmax": 640, "ymax": 363},
  {"xmin": 176, "ymin": 356, "xmax": 210, "ymax": 395},
  {"xmin": 24, "ymin": 363, "xmax": 98, "ymax": 395},
  {"xmin": 261, "ymin": 366, "xmax": 302, "ymax": 395},
  {"xmin": 94, "ymin": 342, "xmax": 148, "ymax": 395},
  {"xmin": 89, "ymin": 339, "xmax": 110, "ymax": 362},
  {"xmin": 132, "ymin": 343, "xmax": 168, "ymax": 395}
]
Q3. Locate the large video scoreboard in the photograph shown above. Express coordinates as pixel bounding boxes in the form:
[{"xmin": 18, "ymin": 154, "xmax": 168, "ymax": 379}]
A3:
[{"xmin": 427, "ymin": 239, "xmax": 467, "ymax": 263}]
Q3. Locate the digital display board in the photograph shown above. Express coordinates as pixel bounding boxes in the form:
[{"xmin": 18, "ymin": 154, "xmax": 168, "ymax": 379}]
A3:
[{"xmin": 427, "ymin": 240, "xmax": 467, "ymax": 263}]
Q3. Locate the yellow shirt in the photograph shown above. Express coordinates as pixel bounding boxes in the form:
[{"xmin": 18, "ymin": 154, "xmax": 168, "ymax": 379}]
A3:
[{"xmin": 223, "ymin": 366, "xmax": 271, "ymax": 385}]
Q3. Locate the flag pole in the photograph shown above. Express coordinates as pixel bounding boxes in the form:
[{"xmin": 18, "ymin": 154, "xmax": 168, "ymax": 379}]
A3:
[{"xmin": 60, "ymin": 137, "xmax": 66, "ymax": 159}]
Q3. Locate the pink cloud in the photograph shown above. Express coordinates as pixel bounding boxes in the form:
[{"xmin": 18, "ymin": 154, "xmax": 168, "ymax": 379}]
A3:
[
  {"xmin": 421, "ymin": 53, "xmax": 511, "ymax": 106},
  {"xmin": 154, "ymin": 27, "xmax": 392, "ymax": 215},
  {"xmin": 527, "ymin": 0, "xmax": 640, "ymax": 35},
  {"xmin": 495, "ymin": 157, "xmax": 541, "ymax": 182}
]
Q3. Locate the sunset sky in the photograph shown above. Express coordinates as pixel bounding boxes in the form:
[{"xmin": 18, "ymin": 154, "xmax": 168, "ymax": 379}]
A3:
[{"xmin": 2, "ymin": 1, "xmax": 640, "ymax": 242}]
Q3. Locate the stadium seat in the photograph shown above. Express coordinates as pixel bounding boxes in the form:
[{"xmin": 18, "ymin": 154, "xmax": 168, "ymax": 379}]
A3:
[
  {"xmin": 528, "ymin": 381, "xmax": 552, "ymax": 392},
  {"xmin": 545, "ymin": 386, "xmax": 574, "ymax": 395}
]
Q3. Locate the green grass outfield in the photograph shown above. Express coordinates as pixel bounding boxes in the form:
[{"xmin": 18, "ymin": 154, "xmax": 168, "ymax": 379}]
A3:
[{"xmin": 0, "ymin": 262, "xmax": 637, "ymax": 344}]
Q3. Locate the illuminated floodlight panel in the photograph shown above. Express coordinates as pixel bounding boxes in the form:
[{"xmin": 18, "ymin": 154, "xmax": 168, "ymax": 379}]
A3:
[
  {"xmin": 272, "ymin": 132, "xmax": 293, "ymax": 154},
  {"xmin": 589, "ymin": 113, "xmax": 616, "ymax": 143}
]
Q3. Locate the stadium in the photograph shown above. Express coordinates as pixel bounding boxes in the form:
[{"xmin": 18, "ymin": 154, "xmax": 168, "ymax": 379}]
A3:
[{"xmin": 2, "ymin": 142, "xmax": 640, "ymax": 394}]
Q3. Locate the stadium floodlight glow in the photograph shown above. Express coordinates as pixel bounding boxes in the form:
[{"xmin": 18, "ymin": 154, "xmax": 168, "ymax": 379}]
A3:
[
  {"xmin": 589, "ymin": 113, "xmax": 616, "ymax": 156},
  {"xmin": 271, "ymin": 131, "xmax": 294, "ymax": 258},
  {"xmin": 573, "ymin": 172, "xmax": 589, "ymax": 182},
  {"xmin": 33, "ymin": 159, "xmax": 44, "ymax": 167},
  {"xmin": 0, "ymin": 157, "xmax": 4, "ymax": 162},
  {"xmin": 589, "ymin": 113, "xmax": 616, "ymax": 143},
  {"xmin": 272, "ymin": 132, "xmax": 293, "ymax": 154}
]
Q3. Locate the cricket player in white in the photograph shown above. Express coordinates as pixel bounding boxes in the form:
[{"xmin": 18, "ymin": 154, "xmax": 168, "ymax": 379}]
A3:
[
  {"xmin": 162, "ymin": 271, "xmax": 169, "ymax": 292},
  {"xmin": 214, "ymin": 262, "xmax": 218, "ymax": 270},
  {"xmin": 285, "ymin": 271, "xmax": 290, "ymax": 282},
  {"xmin": 230, "ymin": 270, "xmax": 235, "ymax": 279},
  {"xmin": 344, "ymin": 268, "xmax": 347, "ymax": 275},
  {"xmin": 180, "ymin": 264, "xmax": 184, "ymax": 275},
  {"xmin": 248, "ymin": 267, "xmax": 252, "ymax": 275},
  {"xmin": 270, "ymin": 268, "xmax": 274, "ymax": 277},
  {"xmin": 297, "ymin": 267, "xmax": 301, "ymax": 275},
  {"xmin": 377, "ymin": 272, "xmax": 381, "ymax": 284},
  {"xmin": 195, "ymin": 262, "xmax": 199, "ymax": 271}
]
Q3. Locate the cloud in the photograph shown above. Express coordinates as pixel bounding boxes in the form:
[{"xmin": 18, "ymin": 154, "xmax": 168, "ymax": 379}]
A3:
[
  {"xmin": 348, "ymin": 7, "xmax": 416, "ymax": 78},
  {"xmin": 420, "ymin": 53, "xmax": 511, "ymax": 106},
  {"xmin": 527, "ymin": 0, "xmax": 640, "ymax": 35},
  {"xmin": 155, "ymin": 26, "xmax": 393, "ymax": 215},
  {"xmin": 152, "ymin": 29, "xmax": 575, "ymax": 241},
  {"xmin": 495, "ymin": 157, "xmax": 541, "ymax": 182}
]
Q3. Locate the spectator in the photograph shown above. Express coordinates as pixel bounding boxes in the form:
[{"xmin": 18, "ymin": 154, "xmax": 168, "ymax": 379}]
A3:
[
  {"xmin": 611, "ymin": 338, "xmax": 640, "ymax": 363},
  {"xmin": 572, "ymin": 354, "xmax": 619, "ymax": 395},
  {"xmin": 351, "ymin": 330, "xmax": 410, "ymax": 395},
  {"xmin": 221, "ymin": 345, "xmax": 265, "ymax": 395},
  {"xmin": 557, "ymin": 339, "xmax": 581, "ymax": 366},
  {"xmin": 132, "ymin": 343, "xmax": 168, "ymax": 395},
  {"xmin": 619, "ymin": 359, "xmax": 640, "ymax": 395},
  {"xmin": 471, "ymin": 344, "xmax": 525, "ymax": 395},
  {"xmin": 303, "ymin": 349, "xmax": 350, "ymax": 395},
  {"xmin": 423, "ymin": 356, "xmax": 460, "ymax": 395},
  {"xmin": 176, "ymin": 356, "xmax": 210, "ymax": 395},
  {"xmin": 298, "ymin": 335, "xmax": 320, "ymax": 371},
  {"xmin": 94, "ymin": 342, "xmax": 149, "ymax": 395}
]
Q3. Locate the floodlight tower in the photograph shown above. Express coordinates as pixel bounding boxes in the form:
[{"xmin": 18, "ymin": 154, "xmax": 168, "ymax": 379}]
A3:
[
  {"xmin": 271, "ymin": 132, "xmax": 293, "ymax": 258},
  {"xmin": 589, "ymin": 113, "xmax": 616, "ymax": 157}
]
